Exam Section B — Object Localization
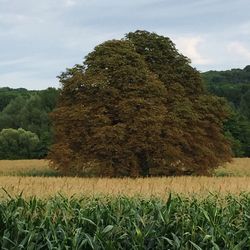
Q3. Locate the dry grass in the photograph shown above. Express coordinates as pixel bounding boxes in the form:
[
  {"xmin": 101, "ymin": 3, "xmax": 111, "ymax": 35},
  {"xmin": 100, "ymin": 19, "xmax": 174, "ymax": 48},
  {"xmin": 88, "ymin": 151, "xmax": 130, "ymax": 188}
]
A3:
[
  {"xmin": 0, "ymin": 159, "xmax": 56, "ymax": 176},
  {"xmin": 215, "ymin": 158, "xmax": 250, "ymax": 176},
  {"xmin": 0, "ymin": 158, "xmax": 249, "ymax": 199},
  {"xmin": 0, "ymin": 158, "xmax": 249, "ymax": 176},
  {"xmin": 1, "ymin": 176, "xmax": 250, "ymax": 199}
]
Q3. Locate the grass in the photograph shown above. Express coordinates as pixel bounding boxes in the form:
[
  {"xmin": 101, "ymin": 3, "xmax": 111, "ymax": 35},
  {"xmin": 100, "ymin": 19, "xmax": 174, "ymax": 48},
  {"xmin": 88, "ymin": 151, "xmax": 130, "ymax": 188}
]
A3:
[
  {"xmin": 1, "ymin": 193, "xmax": 250, "ymax": 249},
  {"xmin": 0, "ymin": 160, "xmax": 58, "ymax": 177},
  {"xmin": 0, "ymin": 158, "xmax": 249, "ymax": 177},
  {"xmin": 0, "ymin": 158, "xmax": 249, "ymax": 198},
  {"xmin": 2, "ymin": 176, "xmax": 250, "ymax": 199},
  {"xmin": 214, "ymin": 158, "xmax": 250, "ymax": 176}
]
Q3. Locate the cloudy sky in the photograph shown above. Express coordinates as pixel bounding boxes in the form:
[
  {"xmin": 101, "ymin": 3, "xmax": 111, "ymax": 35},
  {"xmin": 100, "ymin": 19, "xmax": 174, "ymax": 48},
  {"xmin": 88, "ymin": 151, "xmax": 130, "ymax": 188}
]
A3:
[{"xmin": 0, "ymin": 0, "xmax": 250, "ymax": 89}]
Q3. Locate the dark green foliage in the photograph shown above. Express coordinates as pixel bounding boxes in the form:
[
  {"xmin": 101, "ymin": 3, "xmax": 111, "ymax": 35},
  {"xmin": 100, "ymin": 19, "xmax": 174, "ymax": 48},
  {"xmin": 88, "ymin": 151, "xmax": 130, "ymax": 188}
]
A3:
[
  {"xmin": 1, "ymin": 194, "xmax": 250, "ymax": 249},
  {"xmin": 0, "ymin": 128, "xmax": 40, "ymax": 159},
  {"xmin": 240, "ymin": 89, "xmax": 250, "ymax": 120},
  {"xmin": 224, "ymin": 113, "xmax": 250, "ymax": 157},
  {"xmin": 203, "ymin": 66, "xmax": 250, "ymax": 85},
  {"xmin": 0, "ymin": 87, "xmax": 31, "ymax": 112},
  {"xmin": 202, "ymin": 66, "xmax": 250, "ymax": 108},
  {"xmin": 0, "ymin": 96, "xmax": 26, "ymax": 129},
  {"xmin": 204, "ymin": 82, "xmax": 250, "ymax": 109},
  {"xmin": 50, "ymin": 31, "xmax": 231, "ymax": 176},
  {"xmin": 0, "ymin": 87, "xmax": 59, "ymax": 158},
  {"xmin": 202, "ymin": 66, "xmax": 250, "ymax": 157}
]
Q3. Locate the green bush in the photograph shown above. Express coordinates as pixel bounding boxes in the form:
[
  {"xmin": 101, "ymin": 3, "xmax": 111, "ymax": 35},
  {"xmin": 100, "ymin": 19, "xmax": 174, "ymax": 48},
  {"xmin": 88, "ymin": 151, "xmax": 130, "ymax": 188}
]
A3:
[{"xmin": 0, "ymin": 128, "xmax": 40, "ymax": 159}]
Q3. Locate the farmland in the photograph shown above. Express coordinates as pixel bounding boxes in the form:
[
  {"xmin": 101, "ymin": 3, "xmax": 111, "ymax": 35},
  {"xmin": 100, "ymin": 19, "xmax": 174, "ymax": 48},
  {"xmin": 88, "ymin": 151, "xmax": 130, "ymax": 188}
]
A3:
[
  {"xmin": 0, "ymin": 158, "xmax": 250, "ymax": 199},
  {"xmin": 1, "ymin": 0, "xmax": 250, "ymax": 247},
  {"xmin": 1, "ymin": 158, "xmax": 250, "ymax": 249},
  {"xmin": 1, "ymin": 194, "xmax": 250, "ymax": 249}
]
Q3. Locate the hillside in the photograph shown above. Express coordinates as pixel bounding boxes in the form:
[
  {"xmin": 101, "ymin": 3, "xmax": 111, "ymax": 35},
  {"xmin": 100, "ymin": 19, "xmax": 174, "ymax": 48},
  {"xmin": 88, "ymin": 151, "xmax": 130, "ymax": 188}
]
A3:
[
  {"xmin": 202, "ymin": 66, "xmax": 250, "ymax": 157},
  {"xmin": 202, "ymin": 65, "xmax": 250, "ymax": 108}
]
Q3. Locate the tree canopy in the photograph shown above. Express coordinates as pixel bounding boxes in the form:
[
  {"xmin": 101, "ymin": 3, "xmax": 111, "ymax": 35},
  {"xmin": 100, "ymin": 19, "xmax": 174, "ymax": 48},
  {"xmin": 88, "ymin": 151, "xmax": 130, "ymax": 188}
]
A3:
[
  {"xmin": 0, "ymin": 128, "xmax": 40, "ymax": 159},
  {"xmin": 202, "ymin": 66, "xmax": 250, "ymax": 157},
  {"xmin": 49, "ymin": 30, "xmax": 231, "ymax": 176},
  {"xmin": 0, "ymin": 87, "xmax": 59, "ymax": 158}
]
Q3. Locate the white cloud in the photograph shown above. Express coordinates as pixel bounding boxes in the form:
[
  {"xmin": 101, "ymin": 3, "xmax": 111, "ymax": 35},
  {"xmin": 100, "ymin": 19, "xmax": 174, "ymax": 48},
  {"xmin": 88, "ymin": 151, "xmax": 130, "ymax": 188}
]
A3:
[
  {"xmin": 0, "ymin": 14, "xmax": 28, "ymax": 25},
  {"xmin": 174, "ymin": 36, "xmax": 212, "ymax": 65},
  {"xmin": 239, "ymin": 21, "xmax": 250, "ymax": 35},
  {"xmin": 0, "ymin": 13, "xmax": 45, "ymax": 27},
  {"xmin": 0, "ymin": 57, "xmax": 32, "ymax": 67},
  {"xmin": 64, "ymin": 0, "xmax": 77, "ymax": 7},
  {"xmin": 227, "ymin": 42, "xmax": 250, "ymax": 60},
  {"xmin": 0, "ymin": 0, "xmax": 249, "ymax": 88}
]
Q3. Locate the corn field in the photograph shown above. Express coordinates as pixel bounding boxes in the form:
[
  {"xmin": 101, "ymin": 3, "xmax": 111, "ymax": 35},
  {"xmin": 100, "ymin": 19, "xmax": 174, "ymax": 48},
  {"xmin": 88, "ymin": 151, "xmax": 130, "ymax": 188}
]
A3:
[
  {"xmin": 1, "ymin": 159, "xmax": 250, "ymax": 248},
  {"xmin": 1, "ymin": 193, "xmax": 250, "ymax": 249},
  {"xmin": 1, "ymin": 158, "xmax": 250, "ymax": 199}
]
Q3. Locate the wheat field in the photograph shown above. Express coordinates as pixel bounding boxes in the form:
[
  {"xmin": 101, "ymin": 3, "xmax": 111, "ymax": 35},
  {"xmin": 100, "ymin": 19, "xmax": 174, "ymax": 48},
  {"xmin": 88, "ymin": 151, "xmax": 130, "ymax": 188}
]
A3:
[
  {"xmin": 1, "ymin": 175, "xmax": 250, "ymax": 199},
  {"xmin": 0, "ymin": 158, "xmax": 249, "ymax": 199}
]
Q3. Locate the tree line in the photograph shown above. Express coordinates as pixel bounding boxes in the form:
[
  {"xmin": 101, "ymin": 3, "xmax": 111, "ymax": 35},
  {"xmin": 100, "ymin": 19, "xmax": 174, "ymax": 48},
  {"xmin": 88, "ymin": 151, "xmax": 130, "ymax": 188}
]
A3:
[
  {"xmin": 202, "ymin": 66, "xmax": 250, "ymax": 157},
  {"xmin": 0, "ymin": 87, "xmax": 58, "ymax": 159}
]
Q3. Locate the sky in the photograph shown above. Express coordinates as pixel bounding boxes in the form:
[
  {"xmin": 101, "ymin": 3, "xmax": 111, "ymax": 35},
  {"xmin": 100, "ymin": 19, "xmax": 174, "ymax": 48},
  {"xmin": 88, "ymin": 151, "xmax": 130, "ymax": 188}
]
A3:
[{"xmin": 0, "ymin": 0, "xmax": 250, "ymax": 90}]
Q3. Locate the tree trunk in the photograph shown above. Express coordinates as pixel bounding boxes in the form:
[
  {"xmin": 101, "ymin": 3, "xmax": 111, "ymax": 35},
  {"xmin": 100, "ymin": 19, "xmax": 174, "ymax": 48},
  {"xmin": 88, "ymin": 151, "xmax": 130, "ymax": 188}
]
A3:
[{"xmin": 137, "ymin": 151, "xmax": 149, "ymax": 177}]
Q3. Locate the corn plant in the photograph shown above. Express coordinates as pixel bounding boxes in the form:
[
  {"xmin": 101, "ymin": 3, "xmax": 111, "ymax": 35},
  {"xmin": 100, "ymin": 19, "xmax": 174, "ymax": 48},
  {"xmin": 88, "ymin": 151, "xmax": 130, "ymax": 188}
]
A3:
[{"xmin": 1, "ymin": 193, "xmax": 250, "ymax": 249}]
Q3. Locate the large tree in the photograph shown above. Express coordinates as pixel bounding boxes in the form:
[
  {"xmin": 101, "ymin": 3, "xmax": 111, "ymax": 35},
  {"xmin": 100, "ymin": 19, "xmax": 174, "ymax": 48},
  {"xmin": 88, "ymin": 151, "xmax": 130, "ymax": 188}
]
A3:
[{"xmin": 49, "ymin": 31, "xmax": 231, "ymax": 176}]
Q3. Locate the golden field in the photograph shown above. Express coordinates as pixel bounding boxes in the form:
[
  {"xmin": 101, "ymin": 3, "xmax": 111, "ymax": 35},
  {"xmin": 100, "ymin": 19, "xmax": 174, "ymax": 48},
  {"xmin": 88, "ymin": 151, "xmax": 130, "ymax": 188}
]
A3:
[
  {"xmin": 214, "ymin": 157, "xmax": 250, "ymax": 176},
  {"xmin": 0, "ymin": 158, "xmax": 249, "ymax": 199},
  {"xmin": 0, "ymin": 159, "xmax": 52, "ymax": 176},
  {"xmin": 1, "ymin": 175, "xmax": 250, "ymax": 199}
]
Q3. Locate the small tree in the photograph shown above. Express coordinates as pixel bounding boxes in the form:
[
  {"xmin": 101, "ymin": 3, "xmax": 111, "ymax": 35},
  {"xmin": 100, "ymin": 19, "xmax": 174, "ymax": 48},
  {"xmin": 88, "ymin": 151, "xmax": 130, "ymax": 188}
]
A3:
[
  {"xmin": 49, "ymin": 31, "xmax": 231, "ymax": 176},
  {"xmin": 0, "ymin": 128, "xmax": 40, "ymax": 159}
]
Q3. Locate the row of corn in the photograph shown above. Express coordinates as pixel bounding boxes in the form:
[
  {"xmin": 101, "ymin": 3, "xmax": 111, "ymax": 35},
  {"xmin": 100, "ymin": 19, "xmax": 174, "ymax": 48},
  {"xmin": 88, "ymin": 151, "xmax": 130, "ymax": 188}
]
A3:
[{"xmin": 1, "ymin": 193, "xmax": 250, "ymax": 249}]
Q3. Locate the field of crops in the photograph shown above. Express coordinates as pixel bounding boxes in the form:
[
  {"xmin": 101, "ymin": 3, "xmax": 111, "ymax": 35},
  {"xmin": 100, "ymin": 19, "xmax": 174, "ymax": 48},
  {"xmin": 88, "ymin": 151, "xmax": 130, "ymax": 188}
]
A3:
[
  {"xmin": 0, "ymin": 160, "xmax": 56, "ymax": 177},
  {"xmin": 1, "ymin": 194, "xmax": 250, "ymax": 249},
  {"xmin": 2, "ymin": 175, "xmax": 250, "ymax": 199},
  {"xmin": 1, "ymin": 158, "xmax": 250, "ymax": 177},
  {"xmin": 1, "ymin": 158, "xmax": 250, "ymax": 249},
  {"xmin": 0, "ymin": 158, "xmax": 250, "ymax": 199}
]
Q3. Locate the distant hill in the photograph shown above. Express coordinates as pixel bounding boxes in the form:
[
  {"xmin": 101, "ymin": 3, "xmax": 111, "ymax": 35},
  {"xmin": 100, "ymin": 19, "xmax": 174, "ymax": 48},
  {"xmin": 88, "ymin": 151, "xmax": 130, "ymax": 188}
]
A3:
[
  {"xmin": 202, "ymin": 65, "xmax": 250, "ymax": 85},
  {"xmin": 202, "ymin": 66, "xmax": 250, "ymax": 108},
  {"xmin": 202, "ymin": 66, "xmax": 250, "ymax": 157}
]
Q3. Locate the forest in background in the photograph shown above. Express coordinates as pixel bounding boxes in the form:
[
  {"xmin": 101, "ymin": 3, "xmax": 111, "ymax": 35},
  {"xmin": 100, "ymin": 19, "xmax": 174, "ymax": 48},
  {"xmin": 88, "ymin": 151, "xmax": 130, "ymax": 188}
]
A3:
[
  {"xmin": 0, "ymin": 65, "xmax": 249, "ymax": 159},
  {"xmin": 202, "ymin": 65, "xmax": 250, "ymax": 157},
  {"xmin": 0, "ymin": 87, "xmax": 58, "ymax": 159}
]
